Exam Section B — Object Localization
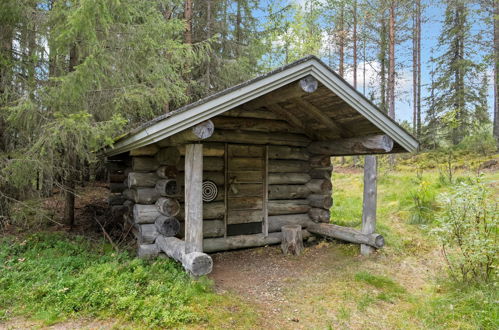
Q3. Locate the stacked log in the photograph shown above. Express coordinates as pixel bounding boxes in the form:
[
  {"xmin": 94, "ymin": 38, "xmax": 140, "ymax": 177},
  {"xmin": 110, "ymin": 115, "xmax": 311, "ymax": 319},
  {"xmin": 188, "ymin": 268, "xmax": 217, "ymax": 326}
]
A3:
[
  {"xmin": 306, "ymin": 155, "xmax": 332, "ymax": 224},
  {"xmin": 112, "ymin": 151, "xmax": 183, "ymax": 258}
]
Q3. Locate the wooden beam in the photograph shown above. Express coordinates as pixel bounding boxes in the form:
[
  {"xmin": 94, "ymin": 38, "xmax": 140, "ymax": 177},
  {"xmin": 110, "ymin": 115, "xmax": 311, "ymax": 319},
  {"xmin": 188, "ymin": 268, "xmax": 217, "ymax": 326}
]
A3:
[
  {"xmin": 184, "ymin": 144, "xmax": 203, "ymax": 253},
  {"xmin": 307, "ymin": 223, "xmax": 384, "ymax": 248},
  {"xmin": 203, "ymin": 230, "xmax": 312, "ymax": 253},
  {"xmin": 361, "ymin": 155, "xmax": 378, "ymax": 255},
  {"xmin": 266, "ymin": 104, "xmax": 318, "ymax": 139},
  {"xmin": 307, "ymin": 134, "xmax": 394, "ymax": 156},
  {"xmin": 292, "ymin": 98, "xmax": 351, "ymax": 137},
  {"xmin": 246, "ymin": 75, "xmax": 318, "ymax": 109},
  {"xmin": 159, "ymin": 120, "xmax": 214, "ymax": 146},
  {"xmin": 156, "ymin": 236, "xmax": 213, "ymax": 276}
]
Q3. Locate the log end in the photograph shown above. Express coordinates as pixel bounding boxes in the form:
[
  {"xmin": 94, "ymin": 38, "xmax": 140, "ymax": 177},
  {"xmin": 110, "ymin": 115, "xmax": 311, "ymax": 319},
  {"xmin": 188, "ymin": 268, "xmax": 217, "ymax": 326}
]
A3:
[{"xmin": 182, "ymin": 252, "xmax": 213, "ymax": 276}]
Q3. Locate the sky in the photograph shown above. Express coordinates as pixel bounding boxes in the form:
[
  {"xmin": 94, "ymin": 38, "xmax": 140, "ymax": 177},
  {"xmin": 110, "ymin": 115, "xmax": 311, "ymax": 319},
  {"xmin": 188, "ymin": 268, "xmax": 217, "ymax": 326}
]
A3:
[{"xmin": 257, "ymin": 0, "xmax": 494, "ymax": 126}]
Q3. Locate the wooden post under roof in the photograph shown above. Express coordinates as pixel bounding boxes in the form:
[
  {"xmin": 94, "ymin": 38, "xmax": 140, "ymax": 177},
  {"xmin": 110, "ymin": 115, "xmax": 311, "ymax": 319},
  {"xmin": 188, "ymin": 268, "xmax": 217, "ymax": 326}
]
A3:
[
  {"xmin": 361, "ymin": 155, "xmax": 377, "ymax": 256},
  {"xmin": 184, "ymin": 144, "xmax": 204, "ymax": 253}
]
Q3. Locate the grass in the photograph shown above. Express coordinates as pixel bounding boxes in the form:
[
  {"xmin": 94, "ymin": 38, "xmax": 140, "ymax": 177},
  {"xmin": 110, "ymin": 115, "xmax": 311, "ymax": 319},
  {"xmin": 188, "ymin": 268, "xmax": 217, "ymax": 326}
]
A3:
[
  {"xmin": 0, "ymin": 232, "xmax": 258, "ymax": 328},
  {"xmin": 1, "ymin": 152, "xmax": 498, "ymax": 328}
]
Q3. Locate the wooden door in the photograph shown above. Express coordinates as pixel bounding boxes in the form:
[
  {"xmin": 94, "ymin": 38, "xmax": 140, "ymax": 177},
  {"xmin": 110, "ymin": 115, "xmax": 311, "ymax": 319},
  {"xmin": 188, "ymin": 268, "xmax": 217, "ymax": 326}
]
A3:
[{"xmin": 226, "ymin": 144, "xmax": 266, "ymax": 236}]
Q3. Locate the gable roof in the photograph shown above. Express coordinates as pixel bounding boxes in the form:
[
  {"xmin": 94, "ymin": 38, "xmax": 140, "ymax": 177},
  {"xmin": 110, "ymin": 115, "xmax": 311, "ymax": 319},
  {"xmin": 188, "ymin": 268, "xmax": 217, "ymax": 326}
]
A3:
[{"xmin": 105, "ymin": 56, "xmax": 418, "ymax": 156}]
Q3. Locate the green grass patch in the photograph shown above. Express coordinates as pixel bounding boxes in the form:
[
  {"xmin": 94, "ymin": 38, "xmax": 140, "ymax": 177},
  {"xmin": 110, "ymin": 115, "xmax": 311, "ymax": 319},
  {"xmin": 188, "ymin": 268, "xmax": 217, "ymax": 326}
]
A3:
[
  {"xmin": 415, "ymin": 281, "xmax": 499, "ymax": 329},
  {"xmin": 0, "ymin": 232, "xmax": 213, "ymax": 327}
]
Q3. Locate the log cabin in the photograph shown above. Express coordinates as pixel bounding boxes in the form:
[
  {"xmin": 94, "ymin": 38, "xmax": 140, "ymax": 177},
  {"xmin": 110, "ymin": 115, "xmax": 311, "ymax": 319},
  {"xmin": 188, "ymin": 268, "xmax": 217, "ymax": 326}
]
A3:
[{"xmin": 104, "ymin": 56, "xmax": 418, "ymax": 276}]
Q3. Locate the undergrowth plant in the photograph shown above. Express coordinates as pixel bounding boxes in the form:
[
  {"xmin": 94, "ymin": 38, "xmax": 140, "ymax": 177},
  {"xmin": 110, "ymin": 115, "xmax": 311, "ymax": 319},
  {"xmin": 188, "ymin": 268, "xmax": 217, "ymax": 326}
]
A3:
[
  {"xmin": 409, "ymin": 179, "xmax": 437, "ymax": 224},
  {"xmin": 431, "ymin": 178, "xmax": 498, "ymax": 283}
]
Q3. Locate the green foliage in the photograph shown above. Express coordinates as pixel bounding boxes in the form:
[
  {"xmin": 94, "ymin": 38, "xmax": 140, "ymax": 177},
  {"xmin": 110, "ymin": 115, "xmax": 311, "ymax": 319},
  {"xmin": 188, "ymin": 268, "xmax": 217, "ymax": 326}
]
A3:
[
  {"xmin": 354, "ymin": 271, "xmax": 406, "ymax": 307},
  {"xmin": 408, "ymin": 179, "xmax": 437, "ymax": 224},
  {"xmin": 0, "ymin": 232, "xmax": 211, "ymax": 327},
  {"xmin": 431, "ymin": 178, "xmax": 498, "ymax": 283},
  {"xmin": 457, "ymin": 124, "xmax": 497, "ymax": 156},
  {"xmin": 417, "ymin": 281, "xmax": 499, "ymax": 329}
]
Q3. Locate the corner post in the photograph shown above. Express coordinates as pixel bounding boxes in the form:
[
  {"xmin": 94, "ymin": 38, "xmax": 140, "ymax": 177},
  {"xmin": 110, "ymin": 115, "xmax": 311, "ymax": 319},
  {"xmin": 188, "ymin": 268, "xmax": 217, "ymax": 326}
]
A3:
[
  {"xmin": 361, "ymin": 155, "xmax": 377, "ymax": 256},
  {"xmin": 185, "ymin": 143, "xmax": 203, "ymax": 253}
]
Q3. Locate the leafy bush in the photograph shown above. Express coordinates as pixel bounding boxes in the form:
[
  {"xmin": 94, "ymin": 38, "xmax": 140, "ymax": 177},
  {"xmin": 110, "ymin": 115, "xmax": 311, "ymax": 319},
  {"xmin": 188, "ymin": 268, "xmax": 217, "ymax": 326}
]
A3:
[
  {"xmin": 457, "ymin": 125, "xmax": 497, "ymax": 156},
  {"xmin": 0, "ymin": 233, "xmax": 210, "ymax": 326},
  {"xmin": 409, "ymin": 179, "xmax": 437, "ymax": 224},
  {"xmin": 431, "ymin": 179, "xmax": 498, "ymax": 283}
]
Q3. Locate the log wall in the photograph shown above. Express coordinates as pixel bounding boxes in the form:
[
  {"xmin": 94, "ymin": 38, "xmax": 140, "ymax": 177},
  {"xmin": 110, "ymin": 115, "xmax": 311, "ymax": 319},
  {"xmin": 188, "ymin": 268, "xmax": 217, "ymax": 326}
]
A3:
[{"xmin": 107, "ymin": 112, "xmax": 334, "ymax": 256}]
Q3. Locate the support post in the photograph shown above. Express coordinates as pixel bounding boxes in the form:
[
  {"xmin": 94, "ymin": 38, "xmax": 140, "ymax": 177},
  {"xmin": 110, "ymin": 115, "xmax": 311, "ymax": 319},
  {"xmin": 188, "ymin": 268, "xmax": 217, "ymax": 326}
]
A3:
[
  {"xmin": 361, "ymin": 155, "xmax": 377, "ymax": 255},
  {"xmin": 185, "ymin": 144, "xmax": 203, "ymax": 253}
]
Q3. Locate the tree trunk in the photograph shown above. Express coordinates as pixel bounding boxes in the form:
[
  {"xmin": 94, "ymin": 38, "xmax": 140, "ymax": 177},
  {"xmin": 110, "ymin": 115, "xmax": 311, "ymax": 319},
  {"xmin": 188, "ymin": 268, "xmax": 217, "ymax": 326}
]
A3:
[
  {"xmin": 494, "ymin": 0, "xmax": 499, "ymax": 146},
  {"xmin": 281, "ymin": 225, "xmax": 304, "ymax": 256},
  {"xmin": 353, "ymin": 0, "xmax": 358, "ymax": 89},
  {"xmin": 339, "ymin": 6, "xmax": 345, "ymax": 77},
  {"xmin": 183, "ymin": 0, "xmax": 193, "ymax": 44},
  {"xmin": 388, "ymin": 1, "xmax": 396, "ymax": 120}
]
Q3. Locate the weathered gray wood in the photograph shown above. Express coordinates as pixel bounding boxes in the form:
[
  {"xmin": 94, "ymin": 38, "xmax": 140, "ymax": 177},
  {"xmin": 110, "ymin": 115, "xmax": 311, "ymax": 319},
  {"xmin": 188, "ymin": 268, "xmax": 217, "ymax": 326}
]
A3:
[
  {"xmin": 281, "ymin": 225, "xmax": 304, "ymax": 255},
  {"xmin": 299, "ymin": 75, "xmax": 319, "ymax": 93},
  {"xmin": 202, "ymin": 230, "xmax": 311, "ymax": 253},
  {"xmin": 310, "ymin": 155, "xmax": 331, "ymax": 167},
  {"xmin": 176, "ymin": 171, "xmax": 224, "ymax": 186},
  {"xmin": 227, "ymin": 209, "xmax": 263, "ymax": 224},
  {"xmin": 132, "ymin": 157, "xmax": 160, "ymax": 172},
  {"xmin": 306, "ymin": 179, "xmax": 332, "ymax": 194},
  {"xmin": 108, "ymin": 194, "xmax": 126, "ymax": 206},
  {"xmin": 212, "ymin": 117, "xmax": 301, "ymax": 134},
  {"xmin": 155, "ymin": 215, "xmax": 180, "ymax": 237},
  {"xmin": 308, "ymin": 135, "xmax": 394, "ymax": 156},
  {"xmin": 133, "ymin": 204, "xmax": 161, "ymax": 224},
  {"xmin": 137, "ymin": 244, "xmax": 159, "ymax": 259},
  {"xmin": 122, "ymin": 189, "xmax": 135, "ymax": 201},
  {"xmin": 138, "ymin": 224, "xmax": 159, "ymax": 244},
  {"xmin": 177, "ymin": 157, "xmax": 224, "ymax": 172},
  {"xmin": 109, "ymin": 182, "xmax": 126, "ymax": 193},
  {"xmin": 268, "ymin": 173, "xmax": 311, "ymax": 185},
  {"xmin": 307, "ymin": 223, "xmax": 384, "ymax": 248},
  {"xmin": 292, "ymin": 97, "xmax": 345, "ymax": 134},
  {"xmin": 179, "ymin": 219, "xmax": 225, "ymax": 238},
  {"xmin": 177, "ymin": 143, "xmax": 225, "ymax": 157},
  {"xmin": 155, "ymin": 197, "xmax": 181, "ymax": 217},
  {"xmin": 309, "ymin": 167, "xmax": 332, "ymax": 180},
  {"xmin": 268, "ymin": 200, "xmax": 311, "ymax": 215},
  {"xmin": 308, "ymin": 208, "xmax": 330, "ymax": 223},
  {"xmin": 156, "ymin": 236, "xmax": 213, "ymax": 276},
  {"xmin": 268, "ymin": 184, "xmax": 310, "ymax": 199},
  {"xmin": 268, "ymin": 214, "xmax": 314, "ymax": 232},
  {"xmin": 165, "ymin": 120, "xmax": 215, "ymax": 145},
  {"xmin": 267, "ymin": 104, "xmax": 317, "ymax": 139},
  {"xmin": 206, "ymin": 130, "xmax": 310, "ymax": 147},
  {"xmin": 155, "ymin": 147, "xmax": 181, "ymax": 166},
  {"xmin": 246, "ymin": 76, "xmax": 318, "ymax": 109},
  {"xmin": 155, "ymin": 179, "xmax": 178, "ymax": 197},
  {"xmin": 178, "ymin": 201, "xmax": 224, "ymax": 220},
  {"xmin": 269, "ymin": 160, "xmax": 311, "ymax": 173},
  {"xmin": 268, "ymin": 145, "xmax": 309, "ymax": 160},
  {"xmin": 361, "ymin": 155, "xmax": 378, "ymax": 255},
  {"xmin": 308, "ymin": 194, "xmax": 333, "ymax": 209},
  {"xmin": 156, "ymin": 165, "xmax": 178, "ymax": 179},
  {"xmin": 184, "ymin": 144, "xmax": 204, "ymax": 254},
  {"xmin": 133, "ymin": 188, "xmax": 160, "ymax": 204},
  {"xmin": 127, "ymin": 172, "xmax": 158, "ymax": 188},
  {"xmin": 263, "ymin": 146, "xmax": 269, "ymax": 236},
  {"xmin": 130, "ymin": 144, "xmax": 159, "ymax": 156}
]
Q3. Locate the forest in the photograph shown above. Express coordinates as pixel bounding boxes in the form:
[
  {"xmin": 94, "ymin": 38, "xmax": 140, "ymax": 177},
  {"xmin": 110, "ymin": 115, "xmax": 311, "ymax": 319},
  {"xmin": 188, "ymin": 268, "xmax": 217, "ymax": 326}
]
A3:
[{"xmin": 0, "ymin": 0, "xmax": 498, "ymax": 329}]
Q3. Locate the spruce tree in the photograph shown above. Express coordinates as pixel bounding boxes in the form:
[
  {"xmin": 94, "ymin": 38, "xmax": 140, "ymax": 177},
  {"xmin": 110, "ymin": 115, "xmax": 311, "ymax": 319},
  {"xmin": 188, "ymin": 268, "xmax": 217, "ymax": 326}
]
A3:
[{"xmin": 430, "ymin": 0, "xmax": 483, "ymax": 144}]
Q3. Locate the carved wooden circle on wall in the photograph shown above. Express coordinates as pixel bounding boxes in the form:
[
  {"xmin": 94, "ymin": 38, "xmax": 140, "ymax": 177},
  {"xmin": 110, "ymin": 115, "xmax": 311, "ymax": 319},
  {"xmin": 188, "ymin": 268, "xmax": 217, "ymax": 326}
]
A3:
[{"xmin": 202, "ymin": 180, "xmax": 218, "ymax": 202}]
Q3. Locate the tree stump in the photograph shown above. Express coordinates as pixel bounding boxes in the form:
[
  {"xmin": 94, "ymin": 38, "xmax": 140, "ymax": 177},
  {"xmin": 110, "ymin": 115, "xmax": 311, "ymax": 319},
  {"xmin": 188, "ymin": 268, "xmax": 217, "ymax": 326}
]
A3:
[{"xmin": 281, "ymin": 225, "xmax": 304, "ymax": 256}]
